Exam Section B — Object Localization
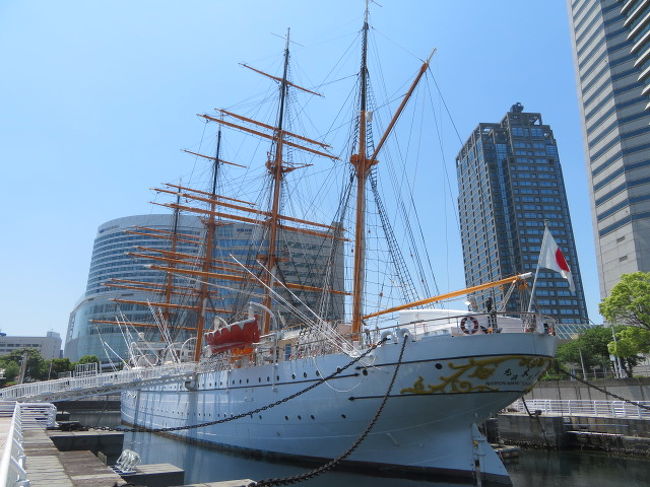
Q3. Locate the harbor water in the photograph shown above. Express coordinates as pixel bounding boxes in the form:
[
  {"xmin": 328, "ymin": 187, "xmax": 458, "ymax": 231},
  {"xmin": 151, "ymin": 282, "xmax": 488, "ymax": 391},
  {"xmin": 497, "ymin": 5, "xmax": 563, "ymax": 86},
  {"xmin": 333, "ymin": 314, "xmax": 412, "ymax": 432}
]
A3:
[{"xmin": 123, "ymin": 431, "xmax": 650, "ymax": 486}]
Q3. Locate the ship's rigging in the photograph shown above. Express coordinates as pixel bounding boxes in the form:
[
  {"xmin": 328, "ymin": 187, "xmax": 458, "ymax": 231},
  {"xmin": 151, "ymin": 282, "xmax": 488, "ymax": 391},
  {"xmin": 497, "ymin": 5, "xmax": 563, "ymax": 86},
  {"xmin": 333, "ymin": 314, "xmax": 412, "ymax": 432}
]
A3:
[{"xmin": 94, "ymin": 6, "xmax": 469, "ymax": 358}]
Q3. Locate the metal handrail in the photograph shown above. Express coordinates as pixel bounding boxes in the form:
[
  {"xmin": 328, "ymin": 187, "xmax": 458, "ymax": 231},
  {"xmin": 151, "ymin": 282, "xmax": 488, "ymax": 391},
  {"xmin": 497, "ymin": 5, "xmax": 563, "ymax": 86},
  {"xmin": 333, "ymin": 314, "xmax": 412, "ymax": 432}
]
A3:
[
  {"xmin": 0, "ymin": 402, "xmax": 57, "ymax": 487},
  {"xmin": 0, "ymin": 362, "xmax": 197, "ymax": 402},
  {"xmin": 511, "ymin": 399, "xmax": 650, "ymax": 420}
]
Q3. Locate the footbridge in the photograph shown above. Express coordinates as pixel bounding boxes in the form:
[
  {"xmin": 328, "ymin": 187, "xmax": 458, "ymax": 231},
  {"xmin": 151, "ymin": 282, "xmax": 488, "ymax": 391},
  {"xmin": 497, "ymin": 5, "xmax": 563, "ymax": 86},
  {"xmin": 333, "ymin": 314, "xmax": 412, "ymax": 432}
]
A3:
[{"xmin": 0, "ymin": 363, "xmax": 197, "ymax": 402}]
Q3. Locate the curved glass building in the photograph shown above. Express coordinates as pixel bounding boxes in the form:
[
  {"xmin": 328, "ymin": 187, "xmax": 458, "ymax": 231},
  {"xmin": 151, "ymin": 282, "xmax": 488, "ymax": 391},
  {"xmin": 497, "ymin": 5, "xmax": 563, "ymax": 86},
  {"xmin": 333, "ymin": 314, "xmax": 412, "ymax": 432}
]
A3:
[{"xmin": 65, "ymin": 214, "xmax": 344, "ymax": 363}]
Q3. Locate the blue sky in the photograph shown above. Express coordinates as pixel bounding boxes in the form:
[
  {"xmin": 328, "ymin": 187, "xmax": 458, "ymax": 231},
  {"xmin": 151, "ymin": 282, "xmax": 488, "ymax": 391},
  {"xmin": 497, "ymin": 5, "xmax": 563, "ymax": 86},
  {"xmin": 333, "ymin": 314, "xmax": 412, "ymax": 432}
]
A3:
[{"xmin": 0, "ymin": 0, "xmax": 601, "ymax": 338}]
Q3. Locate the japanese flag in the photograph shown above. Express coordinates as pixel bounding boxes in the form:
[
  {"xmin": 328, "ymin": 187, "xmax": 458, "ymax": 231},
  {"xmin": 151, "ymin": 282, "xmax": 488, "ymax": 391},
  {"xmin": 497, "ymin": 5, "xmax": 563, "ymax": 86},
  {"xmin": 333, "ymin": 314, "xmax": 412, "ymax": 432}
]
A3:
[{"xmin": 538, "ymin": 226, "xmax": 575, "ymax": 293}]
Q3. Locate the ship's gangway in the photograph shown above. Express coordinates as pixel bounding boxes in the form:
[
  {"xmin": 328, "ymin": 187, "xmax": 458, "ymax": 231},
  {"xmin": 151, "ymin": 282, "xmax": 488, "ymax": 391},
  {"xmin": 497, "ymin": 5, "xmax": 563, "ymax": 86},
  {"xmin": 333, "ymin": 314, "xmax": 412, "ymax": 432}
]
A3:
[{"xmin": 0, "ymin": 363, "xmax": 197, "ymax": 402}]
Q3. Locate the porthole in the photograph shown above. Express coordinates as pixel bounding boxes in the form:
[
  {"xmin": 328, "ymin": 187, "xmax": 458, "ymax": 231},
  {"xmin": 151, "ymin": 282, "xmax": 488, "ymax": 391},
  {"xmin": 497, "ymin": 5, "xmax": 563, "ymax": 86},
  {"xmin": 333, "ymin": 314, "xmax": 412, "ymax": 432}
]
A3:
[
  {"xmin": 303, "ymin": 372, "xmax": 307, "ymax": 378},
  {"xmin": 258, "ymin": 377, "xmax": 261, "ymax": 383},
  {"xmin": 435, "ymin": 363, "xmax": 442, "ymax": 370},
  {"xmin": 267, "ymin": 377, "xmax": 270, "ymax": 382},
  {"xmin": 362, "ymin": 369, "xmax": 368, "ymax": 376},
  {"xmin": 316, "ymin": 370, "xmax": 320, "ymax": 376},
  {"xmin": 291, "ymin": 373, "xmax": 296, "ymax": 379},
  {"xmin": 284, "ymin": 416, "xmax": 289, "ymax": 421},
  {"xmin": 341, "ymin": 414, "xmax": 347, "ymax": 419},
  {"xmin": 297, "ymin": 415, "xmax": 302, "ymax": 420},
  {"xmin": 310, "ymin": 415, "xmax": 315, "ymax": 420}
]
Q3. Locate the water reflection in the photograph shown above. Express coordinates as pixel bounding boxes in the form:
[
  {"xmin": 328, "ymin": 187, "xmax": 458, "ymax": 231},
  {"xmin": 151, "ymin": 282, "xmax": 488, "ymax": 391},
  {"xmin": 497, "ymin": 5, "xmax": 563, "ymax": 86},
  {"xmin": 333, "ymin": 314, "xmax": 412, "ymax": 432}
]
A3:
[
  {"xmin": 124, "ymin": 431, "xmax": 467, "ymax": 486},
  {"xmin": 508, "ymin": 450, "xmax": 650, "ymax": 487},
  {"xmin": 124, "ymin": 432, "xmax": 650, "ymax": 487}
]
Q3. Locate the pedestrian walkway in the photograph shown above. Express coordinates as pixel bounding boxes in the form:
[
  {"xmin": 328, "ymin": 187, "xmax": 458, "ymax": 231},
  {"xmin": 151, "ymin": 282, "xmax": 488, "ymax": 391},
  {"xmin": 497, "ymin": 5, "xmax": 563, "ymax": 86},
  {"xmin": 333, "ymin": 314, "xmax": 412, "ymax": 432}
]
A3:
[{"xmin": 0, "ymin": 363, "xmax": 196, "ymax": 402}]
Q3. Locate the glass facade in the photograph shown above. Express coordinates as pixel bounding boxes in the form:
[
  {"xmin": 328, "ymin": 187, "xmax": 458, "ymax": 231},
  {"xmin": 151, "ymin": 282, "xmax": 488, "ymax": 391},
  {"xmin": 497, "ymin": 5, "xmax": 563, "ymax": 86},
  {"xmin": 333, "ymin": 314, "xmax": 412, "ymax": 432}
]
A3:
[
  {"xmin": 567, "ymin": 0, "xmax": 650, "ymax": 297},
  {"xmin": 456, "ymin": 104, "xmax": 589, "ymax": 324},
  {"xmin": 65, "ymin": 214, "xmax": 344, "ymax": 363}
]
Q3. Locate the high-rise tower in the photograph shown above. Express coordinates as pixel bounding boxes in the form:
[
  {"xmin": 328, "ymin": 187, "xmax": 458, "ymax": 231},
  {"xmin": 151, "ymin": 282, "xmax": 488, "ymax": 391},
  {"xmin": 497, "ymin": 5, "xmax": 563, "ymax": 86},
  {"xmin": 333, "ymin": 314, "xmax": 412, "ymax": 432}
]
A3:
[
  {"xmin": 567, "ymin": 0, "xmax": 650, "ymax": 297},
  {"xmin": 457, "ymin": 103, "xmax": 588, "ymax": 324}
]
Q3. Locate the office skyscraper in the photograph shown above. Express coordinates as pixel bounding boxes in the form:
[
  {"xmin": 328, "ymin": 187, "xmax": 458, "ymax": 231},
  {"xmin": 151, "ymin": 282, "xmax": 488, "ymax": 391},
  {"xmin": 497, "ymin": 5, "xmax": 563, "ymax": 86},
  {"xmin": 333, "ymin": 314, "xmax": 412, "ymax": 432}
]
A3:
[
  {"xmin": 457, "ymin": 103, "xmax": 588, "ymax": 324},
  {"xmin": 567, "ymin": 0, "xmax": 650, "ymax": 297}
]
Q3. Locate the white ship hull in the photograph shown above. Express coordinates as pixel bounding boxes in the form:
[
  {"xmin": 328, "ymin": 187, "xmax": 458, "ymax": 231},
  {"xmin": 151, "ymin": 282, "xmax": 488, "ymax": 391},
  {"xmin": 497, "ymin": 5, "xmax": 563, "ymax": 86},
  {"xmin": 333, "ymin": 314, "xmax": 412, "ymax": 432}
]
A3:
[{"xmin": 122, "ymin": 332, "xmax": 556, "ymax": 484}]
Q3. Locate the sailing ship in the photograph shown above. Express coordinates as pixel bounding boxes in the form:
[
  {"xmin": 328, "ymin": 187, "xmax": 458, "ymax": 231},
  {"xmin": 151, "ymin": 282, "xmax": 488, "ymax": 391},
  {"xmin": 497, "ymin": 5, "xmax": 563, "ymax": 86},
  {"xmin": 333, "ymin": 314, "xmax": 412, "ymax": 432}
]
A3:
[{"xmin": 118, "ymin": 7, "xmax": 557, "ymax": 485}]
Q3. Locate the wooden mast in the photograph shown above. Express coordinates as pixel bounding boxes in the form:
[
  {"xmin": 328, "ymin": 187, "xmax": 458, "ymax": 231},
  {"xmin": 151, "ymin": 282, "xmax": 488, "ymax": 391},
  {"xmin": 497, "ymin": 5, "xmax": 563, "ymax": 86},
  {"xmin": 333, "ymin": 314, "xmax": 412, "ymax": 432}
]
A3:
[
  {"xmin": 193, "ymin": 123, "xmax": 223, "ymax": 361},
  {"xmin": 261, "ymin": 28, "xmax": 291, "ymax": 334},
  {"xmin": 162, "ymin": 185, "xmax": 181, "ymax": 327},
  {"xmin": 351, "ymin": 4, "xmax": 372, "ymax": 338},
  {"xmin": 350, "ymin": 3, "xmax": 434, "ymax": 338}
]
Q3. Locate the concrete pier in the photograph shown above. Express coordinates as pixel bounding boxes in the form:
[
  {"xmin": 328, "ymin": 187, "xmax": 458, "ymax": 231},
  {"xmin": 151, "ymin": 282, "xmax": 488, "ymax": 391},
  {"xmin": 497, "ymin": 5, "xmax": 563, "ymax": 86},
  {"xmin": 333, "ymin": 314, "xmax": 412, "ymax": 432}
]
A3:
[
  {"xmin": 497, "ymin": 413, "xmax": 569, "ymax": 449},
  {"xmin": 49, "ymin": 429, "xmax": 125, "ymax": 463},
  {"xmin": 119, "ymin": 463, "xmax": 184, "ymax": 487},
  {"xmin": 495, "ymin": 412, "xmax": 650, "ymax": 455}
]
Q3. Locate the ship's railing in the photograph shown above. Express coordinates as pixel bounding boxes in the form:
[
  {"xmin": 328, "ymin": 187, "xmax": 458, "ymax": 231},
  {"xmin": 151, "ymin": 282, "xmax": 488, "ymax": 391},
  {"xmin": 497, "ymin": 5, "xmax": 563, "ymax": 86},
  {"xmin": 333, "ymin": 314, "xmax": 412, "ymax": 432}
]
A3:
[
  {"xmin": 0, "ymin": 362, "xmax": 197, "ymax": 402},
  {"xmin": 0, "ymin": 402, "xmax": 57, "ymax": 487},
  {"xmin": 227, "ymin": 311, "xmax": 556, "ymax": 365},
  {"xmin": 370, "ymin": 311, "xmax": 556, "ymax": 340},
  {"xmin": 510, "ymin": 399, "xmax": 650, "ymax": 420}
]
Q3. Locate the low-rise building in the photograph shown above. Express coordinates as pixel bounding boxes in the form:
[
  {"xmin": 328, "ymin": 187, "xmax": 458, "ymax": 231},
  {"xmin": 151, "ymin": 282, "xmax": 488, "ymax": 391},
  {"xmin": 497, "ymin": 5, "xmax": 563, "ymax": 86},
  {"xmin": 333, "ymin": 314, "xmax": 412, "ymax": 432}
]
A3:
[{"xmin": 0, "ymin": 331, "xmax": 62, "ymax": 359}]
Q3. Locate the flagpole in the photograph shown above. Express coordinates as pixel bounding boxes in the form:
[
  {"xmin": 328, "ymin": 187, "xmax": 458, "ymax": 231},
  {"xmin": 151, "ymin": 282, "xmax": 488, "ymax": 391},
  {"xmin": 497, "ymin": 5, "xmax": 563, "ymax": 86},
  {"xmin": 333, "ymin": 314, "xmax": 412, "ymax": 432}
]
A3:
[
  {"xmin": 527, "ymin": 267, "xmax": 540, "ymax": 313},
  {"xmin": 527, "ymin": 221, "xmax": 549, "ymax": 313}
]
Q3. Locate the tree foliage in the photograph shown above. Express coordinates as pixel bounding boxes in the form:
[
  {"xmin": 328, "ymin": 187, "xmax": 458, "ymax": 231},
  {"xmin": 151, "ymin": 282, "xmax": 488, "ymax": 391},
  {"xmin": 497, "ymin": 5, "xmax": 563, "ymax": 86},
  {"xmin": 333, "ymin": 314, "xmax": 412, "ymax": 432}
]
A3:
[
  {"xmin": 0, "ymin": 348, "xmax": 48, "ymax": 382},
  {"xmin": 0, "ymin": 350, "xmax": 82, "ymax": 385},
  {"xmin": 556, "ymin": 325, "xmax": 617, "ymax": 370},
  {"xmin": 77, "ymin": 355, "xmax": 100, "ymax": 365},
  {"xmin": 607, "ymin": 327, "xmax": 650, "ymax": 377},
  {"xmin": 600, "ymin": 272, "xmax": 650, "ymax": 330},
  {"xmin": 49, "ymin": 358, "xmax": 73, "ymax": 378}
]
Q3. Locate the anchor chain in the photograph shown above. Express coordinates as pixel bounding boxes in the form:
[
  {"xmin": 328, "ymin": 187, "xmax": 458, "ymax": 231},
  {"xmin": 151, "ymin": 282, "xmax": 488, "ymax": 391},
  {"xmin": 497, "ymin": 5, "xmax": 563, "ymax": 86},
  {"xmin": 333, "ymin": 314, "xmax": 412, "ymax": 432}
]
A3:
[
  {"xmin": 84, "ymin": 337, "xmax": 388, "ymax": 433},
  {"xmin": 248, "ymin": 333, "xmax": 409, "ymax": 487}
]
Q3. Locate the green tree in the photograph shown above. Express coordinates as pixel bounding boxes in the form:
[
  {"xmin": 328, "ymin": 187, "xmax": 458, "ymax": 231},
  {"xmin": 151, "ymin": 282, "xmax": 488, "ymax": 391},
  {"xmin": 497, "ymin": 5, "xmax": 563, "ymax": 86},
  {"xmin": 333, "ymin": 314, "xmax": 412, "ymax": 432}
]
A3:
[
  {"xmin": 0, "ymin": 362, "xmax": 20, "ymax": 383},
  {"xmin": 72, "ymin": 355, "xmax": 101, "ymax": 375},
  {"xmin": 0, "ymin": 348, "xmax": 48, "ymax": 381},
  {"xmin": 600, "ymin": 272, "xmax": 650, "ymax": 330},
  {"xmin": 47, "ymin": 358, "xmax": 73, "ymax": 379},
  {"xmin": 76, "ymin": 355, "xmax": 100, "ymax": 365},
  {"xmin": 555, "ymin": 325, "xmax": 618, "ymax": 376},
  {"xmin": 607, "ymin": 326, "xmax": 650, "ymax": 378}
]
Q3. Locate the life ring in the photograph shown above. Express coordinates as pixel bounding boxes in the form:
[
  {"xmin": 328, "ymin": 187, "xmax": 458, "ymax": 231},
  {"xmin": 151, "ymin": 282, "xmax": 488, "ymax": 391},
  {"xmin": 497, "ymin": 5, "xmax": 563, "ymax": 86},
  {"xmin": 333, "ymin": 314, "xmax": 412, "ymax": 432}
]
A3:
[{"xmin": 460, "ymin": 316, "xmax": 479, "ymax": 335}]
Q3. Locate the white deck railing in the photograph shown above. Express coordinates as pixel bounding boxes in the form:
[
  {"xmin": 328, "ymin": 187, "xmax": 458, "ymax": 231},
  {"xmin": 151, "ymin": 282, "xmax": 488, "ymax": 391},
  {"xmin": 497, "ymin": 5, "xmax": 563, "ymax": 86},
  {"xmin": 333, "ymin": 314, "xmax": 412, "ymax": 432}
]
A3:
[
  {"xmin": 0, "ymin": 402, "xmax": 57, "ymax": 487},
  {"xmin": 0, "ymin": 362, "xmax": 197, "ymax": 402},
  {"xmin": 511, "ymin": 399, "xmax": 650, "ymax": 420}
]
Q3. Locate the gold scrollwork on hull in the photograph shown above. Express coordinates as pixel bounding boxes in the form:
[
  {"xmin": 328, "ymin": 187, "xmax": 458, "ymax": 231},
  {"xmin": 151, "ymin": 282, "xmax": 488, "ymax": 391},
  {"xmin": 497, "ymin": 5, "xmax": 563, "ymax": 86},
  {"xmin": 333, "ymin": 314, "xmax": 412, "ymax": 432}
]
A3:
[{"xmin": 399, "ymin": 355, "xmax": 553, "ymax": 395}]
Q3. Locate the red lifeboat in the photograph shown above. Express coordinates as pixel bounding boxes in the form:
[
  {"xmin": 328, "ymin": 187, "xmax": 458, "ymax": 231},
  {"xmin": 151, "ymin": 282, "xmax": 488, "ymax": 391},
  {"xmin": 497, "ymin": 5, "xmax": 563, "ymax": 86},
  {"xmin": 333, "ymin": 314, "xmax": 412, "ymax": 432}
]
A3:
[{"xmin": 204, "ymin": 316, "xmax": 260, "ymax": 355}]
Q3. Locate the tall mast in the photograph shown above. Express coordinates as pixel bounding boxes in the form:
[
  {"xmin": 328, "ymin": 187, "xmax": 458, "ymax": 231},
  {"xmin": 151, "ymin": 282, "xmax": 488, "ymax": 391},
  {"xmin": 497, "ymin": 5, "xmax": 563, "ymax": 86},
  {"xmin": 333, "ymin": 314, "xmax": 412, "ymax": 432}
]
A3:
[
  {"xmin": 261, "ymin": 28, "xmax": 291, "ymax": 334},
  {"xmin": 193, "ymin": 124, "xmax": 223, "ymax": 361},
  {"xmin": 351, "ymin": 3, "xmax": 372, "ymax": 338},
  {"xmin": 162, "ymin": 186, "xmax": 182, "ymax": 326}
]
